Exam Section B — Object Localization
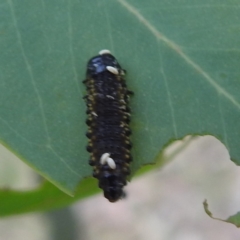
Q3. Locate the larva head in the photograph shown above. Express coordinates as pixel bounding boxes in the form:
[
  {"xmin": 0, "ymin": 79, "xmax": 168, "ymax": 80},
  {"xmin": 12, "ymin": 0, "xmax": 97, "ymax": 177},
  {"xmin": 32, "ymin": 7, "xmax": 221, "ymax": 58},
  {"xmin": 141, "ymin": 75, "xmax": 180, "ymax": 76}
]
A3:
[
  {"xmin": 99, "ymin": 172, "xmax": 125, "ymax": 202},
  {"xmin": 87, "ymin": 51, "xmax": 122, "ymax": 76}
]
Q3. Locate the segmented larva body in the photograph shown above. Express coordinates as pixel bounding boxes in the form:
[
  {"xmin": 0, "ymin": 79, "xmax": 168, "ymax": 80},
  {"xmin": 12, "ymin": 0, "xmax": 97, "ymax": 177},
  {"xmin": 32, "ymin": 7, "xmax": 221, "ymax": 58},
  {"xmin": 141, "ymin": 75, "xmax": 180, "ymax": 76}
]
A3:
[{"xmin": 83, "ymin": 50, "xmax": 133, "ymax": 202}]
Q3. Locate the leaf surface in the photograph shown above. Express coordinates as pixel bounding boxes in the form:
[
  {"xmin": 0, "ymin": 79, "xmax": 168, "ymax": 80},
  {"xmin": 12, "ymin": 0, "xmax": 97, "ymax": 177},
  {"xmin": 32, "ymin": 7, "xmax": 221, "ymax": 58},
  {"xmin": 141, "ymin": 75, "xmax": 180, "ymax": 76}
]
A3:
[{"xmin": 0, "ymin": 0, "xmax": 239, "ymax": 196}]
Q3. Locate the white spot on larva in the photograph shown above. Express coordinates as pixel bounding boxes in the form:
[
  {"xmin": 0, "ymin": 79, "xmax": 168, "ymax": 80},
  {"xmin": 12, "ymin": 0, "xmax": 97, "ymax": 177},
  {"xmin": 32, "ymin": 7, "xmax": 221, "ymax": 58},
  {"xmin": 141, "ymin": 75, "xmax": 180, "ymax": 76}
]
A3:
[
  {"xmin": 100, "ymin": 153, "xmax": 110, "ymax": 165},
  {"xmin": 106, "ymin": 66, "xmax": 119, "ymax": 75},
  {"xmin": 120, "ymin": 99, "xmax": 126, "ymax": 104},
  {"xmin": 106, "ymin": 95, "xmax": 115, "ymax": 99},
  {"xmin": 91, "ymin": 111, "xmax": 98, "ymax": 117},
  {"xmin": 107, "ymin": 158, "xmax": 116, "ymax": 169},
  {"xmin": 99, "ymin": 49, "xmax": 111, "ymax": 55}
]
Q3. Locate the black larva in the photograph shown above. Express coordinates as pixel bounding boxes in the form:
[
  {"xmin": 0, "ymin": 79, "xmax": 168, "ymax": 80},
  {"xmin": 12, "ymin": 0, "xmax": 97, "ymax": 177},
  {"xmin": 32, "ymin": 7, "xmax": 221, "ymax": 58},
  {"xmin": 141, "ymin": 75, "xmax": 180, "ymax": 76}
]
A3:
[{"xmin": 83, "ymin": 49, "xmax": 133, "ymax": 202}]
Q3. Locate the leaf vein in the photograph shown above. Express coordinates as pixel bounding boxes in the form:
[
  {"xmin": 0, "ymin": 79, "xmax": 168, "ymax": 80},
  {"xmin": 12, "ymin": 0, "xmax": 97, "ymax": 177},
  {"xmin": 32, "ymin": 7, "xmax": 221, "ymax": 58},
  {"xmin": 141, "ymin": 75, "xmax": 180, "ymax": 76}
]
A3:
[
  {"xmin": 159, "ymin": 50, "xmax": 178, "ymax": 138},
  {"xmin": 103, "ymin": 0, "xmax": 114, "ymax": 51},
  {"xmin": 218, "ymin": 95, "xmax": 229, "ymax": 149},
  {"xmin": 67, "ymin": 0, "xmax": 82, "ymax": 95},
  {"xmin": 7, "ymin": 0, "xmax": 51, "ymax": 143},
  {"xmin": 0, "ymin": 117, "xmax": 43, "ymax": 146},
  {"xmin": 117, "ymin": 0, "xmax": 240, "ymax": 110},
  {"xmin": 47, "ymin": 145, "xmax": 81, "ymax": 177}
]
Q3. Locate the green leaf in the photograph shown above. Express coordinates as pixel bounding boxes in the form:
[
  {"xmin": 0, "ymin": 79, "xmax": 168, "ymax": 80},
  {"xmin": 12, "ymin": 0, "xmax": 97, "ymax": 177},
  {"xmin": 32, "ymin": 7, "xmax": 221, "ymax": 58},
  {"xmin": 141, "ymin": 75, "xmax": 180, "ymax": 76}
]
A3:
[
  {"xmin": 0, "ymin": 0, "xmax": 240, "ymax": 199},
  {"xmin": 0, "ymin": 135, "xmax": 192, "ymax": 217},
  {"xmin": 203, "ymin": 200, "xmax": 240, "ymax": 228},
  {"xmin": 0, "ymin": 178, "xmax": 98, "ymax": 217}
]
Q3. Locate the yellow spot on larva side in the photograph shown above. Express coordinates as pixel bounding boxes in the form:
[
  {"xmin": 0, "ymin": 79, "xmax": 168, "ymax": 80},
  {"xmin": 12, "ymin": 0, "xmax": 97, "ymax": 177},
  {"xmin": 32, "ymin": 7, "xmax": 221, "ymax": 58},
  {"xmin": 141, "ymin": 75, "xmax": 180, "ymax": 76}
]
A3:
[
  {"xmin": 120, "ymin": 122, "xmax": 125, "ymax": 127},
  {"xmin": 125, "ymin": 149, "xmax": 130, "ymax": 154}
]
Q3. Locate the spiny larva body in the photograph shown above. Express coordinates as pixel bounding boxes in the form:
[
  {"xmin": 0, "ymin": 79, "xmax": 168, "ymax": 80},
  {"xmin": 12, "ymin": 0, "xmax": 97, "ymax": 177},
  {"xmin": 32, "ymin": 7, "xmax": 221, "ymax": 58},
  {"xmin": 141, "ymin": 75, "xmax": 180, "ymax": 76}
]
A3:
[{"xmin": 83, "ymin": 50, "xmax": 133, "ymax": 202}]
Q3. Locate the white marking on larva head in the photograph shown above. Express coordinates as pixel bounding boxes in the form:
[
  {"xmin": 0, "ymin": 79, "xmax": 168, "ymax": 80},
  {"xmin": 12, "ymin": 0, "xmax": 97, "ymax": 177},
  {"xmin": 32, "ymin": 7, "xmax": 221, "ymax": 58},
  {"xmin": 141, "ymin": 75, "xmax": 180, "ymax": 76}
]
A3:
[
  {"xmin": 99, "ymin": 49, "xmax": 111, "ymax": 55},
  {"xmin": 106, "ymin": 66, "xmax": 119, "ymax": 75},
  {"xmin": 100, "ymin": 153, "xmax": 110, "ymax": 165},
  {"xmin": 106, "ymin": 95, "xmax": 115, "ymax": 99},
  {"xmin": 107, "ymin": 158, "xmax": 116, "ymax": 169}
]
